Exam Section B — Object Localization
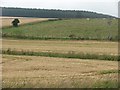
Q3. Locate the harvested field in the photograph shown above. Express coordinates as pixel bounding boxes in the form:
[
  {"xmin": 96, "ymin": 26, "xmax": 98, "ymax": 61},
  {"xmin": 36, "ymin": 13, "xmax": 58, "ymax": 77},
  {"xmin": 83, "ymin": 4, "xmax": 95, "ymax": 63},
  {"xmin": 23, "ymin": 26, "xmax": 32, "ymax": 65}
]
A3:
[
  {"xmin": 2, "ymin": 39, "xmax": 118, "ymax": 55},
  {"xmin": 2, "ymin": 55, "xmax": 118, "ymax": 88},
  {"xmin": 0, "ymin": 16, "xmax": 50, "ymax": 28},
  {"xmin": 1, "ymin": 17, "xmax": 119, "ymax": 88}
]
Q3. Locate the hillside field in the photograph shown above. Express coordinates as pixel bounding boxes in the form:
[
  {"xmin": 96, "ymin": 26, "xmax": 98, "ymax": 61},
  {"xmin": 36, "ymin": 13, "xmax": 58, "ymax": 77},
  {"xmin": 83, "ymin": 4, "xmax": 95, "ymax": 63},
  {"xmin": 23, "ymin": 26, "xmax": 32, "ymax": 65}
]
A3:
[
  {"xmin": 2, "ymin": 17, "xmax": 119, "ymax": 88},
  {"xmin": 2, "ymin": 18, "xmax": 118, "ymax": 41}
]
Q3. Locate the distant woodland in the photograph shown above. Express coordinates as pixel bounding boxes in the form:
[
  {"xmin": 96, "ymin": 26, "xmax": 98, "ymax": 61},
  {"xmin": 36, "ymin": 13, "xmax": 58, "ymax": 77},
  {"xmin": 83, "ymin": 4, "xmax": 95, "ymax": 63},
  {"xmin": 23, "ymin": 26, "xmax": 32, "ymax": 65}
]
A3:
[{"xmin": 1, "ymin": 7, "xmax": 115, "ymax": 18}]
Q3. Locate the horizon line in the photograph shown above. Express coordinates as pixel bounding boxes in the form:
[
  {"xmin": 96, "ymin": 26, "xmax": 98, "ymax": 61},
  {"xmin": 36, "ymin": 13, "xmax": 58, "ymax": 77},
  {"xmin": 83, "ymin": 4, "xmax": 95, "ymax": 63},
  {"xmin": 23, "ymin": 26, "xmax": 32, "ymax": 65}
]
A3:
[{"xmin": 1, "ymin": 6, "xmax": 118, "ymax": 18}]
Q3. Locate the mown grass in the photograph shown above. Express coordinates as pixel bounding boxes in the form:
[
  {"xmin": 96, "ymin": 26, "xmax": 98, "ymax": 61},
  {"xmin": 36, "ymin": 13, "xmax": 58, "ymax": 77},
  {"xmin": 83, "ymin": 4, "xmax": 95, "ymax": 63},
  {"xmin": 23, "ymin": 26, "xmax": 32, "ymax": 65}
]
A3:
[
  {"xmin": 2, "ymin": 18, "xmax": 118, "ymax": 41},
  {"xmin": 2, "ymin": 49, "xmax": 119, "ymax": 61}
]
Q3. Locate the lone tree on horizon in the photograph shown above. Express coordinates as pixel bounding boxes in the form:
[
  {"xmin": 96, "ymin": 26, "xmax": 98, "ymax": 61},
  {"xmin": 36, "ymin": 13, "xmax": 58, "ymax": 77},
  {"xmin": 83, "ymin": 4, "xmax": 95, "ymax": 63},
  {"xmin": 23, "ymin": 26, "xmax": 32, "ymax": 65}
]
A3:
[{"xmin": 12, "ymin": 19, "xmax": 20, "ymax": 27}]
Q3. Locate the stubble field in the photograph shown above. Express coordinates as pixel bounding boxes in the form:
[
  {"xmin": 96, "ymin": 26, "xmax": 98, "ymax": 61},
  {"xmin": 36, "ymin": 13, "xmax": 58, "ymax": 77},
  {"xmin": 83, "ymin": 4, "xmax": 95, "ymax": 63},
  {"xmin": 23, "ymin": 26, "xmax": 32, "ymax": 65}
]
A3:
[
  {"xmin": 2, "ymin": 39, "xmax": 118, "ymax": 55},
  {"xmin": 2, "ymin": 55, "xmax": 118, "ymax": 88}
]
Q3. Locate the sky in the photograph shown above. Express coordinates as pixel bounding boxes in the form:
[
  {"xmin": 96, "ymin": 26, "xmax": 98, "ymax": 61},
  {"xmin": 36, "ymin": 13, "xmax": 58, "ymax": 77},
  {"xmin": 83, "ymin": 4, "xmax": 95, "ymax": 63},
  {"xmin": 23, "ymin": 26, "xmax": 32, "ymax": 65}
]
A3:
[{"xmin": 1, "ymin": 0, "xmax": 119, "ymax": 17}]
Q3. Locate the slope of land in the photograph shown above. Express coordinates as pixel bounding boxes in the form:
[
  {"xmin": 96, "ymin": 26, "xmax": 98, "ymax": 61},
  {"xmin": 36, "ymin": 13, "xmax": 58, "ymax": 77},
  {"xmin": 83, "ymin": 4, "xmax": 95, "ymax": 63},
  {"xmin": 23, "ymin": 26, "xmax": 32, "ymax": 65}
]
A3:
[
  {"xmin": 2, "ymin": 17, "xmax": 119, "ymax": 88},
  {"xmin": 2, "ymin": 18, "xmax": 118, "ymax": 41}
]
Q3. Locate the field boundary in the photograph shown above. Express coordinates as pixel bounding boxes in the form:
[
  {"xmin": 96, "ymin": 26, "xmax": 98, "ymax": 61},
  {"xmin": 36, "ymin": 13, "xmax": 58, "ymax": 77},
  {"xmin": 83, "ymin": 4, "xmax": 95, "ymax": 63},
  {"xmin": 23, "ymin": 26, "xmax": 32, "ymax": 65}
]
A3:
[
  {"xmin": 1, "ymin": 49, "xmax": 119, "ymax": 61},
  {"xmin": 2, "ymin": 35, "xmax": 118, "ymax": 41}
]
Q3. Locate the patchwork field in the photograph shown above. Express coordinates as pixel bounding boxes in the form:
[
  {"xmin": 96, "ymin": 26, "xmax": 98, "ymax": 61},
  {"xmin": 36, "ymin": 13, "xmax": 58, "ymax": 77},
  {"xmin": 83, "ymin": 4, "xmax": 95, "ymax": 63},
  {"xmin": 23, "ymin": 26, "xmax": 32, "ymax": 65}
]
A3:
[{"xmin": 1, "ymin": 17, "xmax": 119, "ymax": 88}]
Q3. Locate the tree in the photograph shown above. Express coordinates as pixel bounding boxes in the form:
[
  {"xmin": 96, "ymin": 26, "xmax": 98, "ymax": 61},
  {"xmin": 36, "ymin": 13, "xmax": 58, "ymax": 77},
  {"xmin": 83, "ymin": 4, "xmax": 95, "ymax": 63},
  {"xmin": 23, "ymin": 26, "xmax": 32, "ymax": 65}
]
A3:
[{"xmin": 12, "ymin": 19, "xmax": 20, "ymax": 27}]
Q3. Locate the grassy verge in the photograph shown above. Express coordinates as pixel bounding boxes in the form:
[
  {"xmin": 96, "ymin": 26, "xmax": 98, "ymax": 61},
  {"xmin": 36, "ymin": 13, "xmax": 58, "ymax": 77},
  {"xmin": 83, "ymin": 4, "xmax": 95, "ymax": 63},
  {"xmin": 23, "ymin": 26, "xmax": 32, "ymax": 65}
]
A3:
[{"xmin": 2, "ymin": 49, "xmax": 119, "ymax": 61}]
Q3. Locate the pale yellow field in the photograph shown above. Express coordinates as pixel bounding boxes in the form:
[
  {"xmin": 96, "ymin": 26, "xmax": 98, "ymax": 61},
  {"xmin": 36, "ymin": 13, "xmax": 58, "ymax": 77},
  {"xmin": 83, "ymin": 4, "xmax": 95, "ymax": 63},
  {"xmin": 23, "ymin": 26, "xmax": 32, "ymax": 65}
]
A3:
[
  {"xmin": 0, "ymin": 16, "xmax": 50, "ymax": 27},
  {"xmin": 2, "ymin": 39, "xmax": 118, "ymax": 55},
  {"xmin": 2, "ymin": 55, "xmax": 118, "ymax": 88}
]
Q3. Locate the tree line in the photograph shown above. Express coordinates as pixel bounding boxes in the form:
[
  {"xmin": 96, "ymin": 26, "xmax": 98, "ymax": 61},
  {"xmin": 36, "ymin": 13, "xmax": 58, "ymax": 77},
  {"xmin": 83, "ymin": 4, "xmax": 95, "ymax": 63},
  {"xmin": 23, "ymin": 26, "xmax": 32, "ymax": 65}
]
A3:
[{"xmin": 1, "ymin": 7, "xmax": 115, "ymax": 18}]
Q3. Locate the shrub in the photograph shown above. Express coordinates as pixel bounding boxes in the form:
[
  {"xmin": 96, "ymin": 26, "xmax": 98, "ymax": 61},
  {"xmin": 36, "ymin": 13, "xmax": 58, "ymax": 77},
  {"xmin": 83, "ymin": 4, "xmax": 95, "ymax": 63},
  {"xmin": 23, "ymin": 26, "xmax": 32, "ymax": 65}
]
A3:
[{"xmin": 69, "ymin": 34, "xmax": 76, "ymax": 39}]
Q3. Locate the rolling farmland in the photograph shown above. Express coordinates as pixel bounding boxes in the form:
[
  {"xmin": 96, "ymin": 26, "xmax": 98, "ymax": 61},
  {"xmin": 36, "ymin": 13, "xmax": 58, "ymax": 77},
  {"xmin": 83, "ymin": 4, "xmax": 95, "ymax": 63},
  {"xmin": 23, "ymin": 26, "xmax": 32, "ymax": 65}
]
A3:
[
  {"xmin": 2, "ymin": 55, "xmax": 118, "ymax": 88},
  {"xmin": 1, "ymin": 17, "xmax": 119, "ymax": 88},
  {"xmin": 2, "ymin": 18, "xmax": 118, "ymax": 41}
]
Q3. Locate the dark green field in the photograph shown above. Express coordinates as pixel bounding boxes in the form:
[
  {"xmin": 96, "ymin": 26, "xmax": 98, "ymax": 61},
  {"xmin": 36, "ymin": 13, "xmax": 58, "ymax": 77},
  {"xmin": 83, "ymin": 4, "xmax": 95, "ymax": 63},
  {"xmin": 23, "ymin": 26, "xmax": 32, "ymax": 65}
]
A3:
[{"xmin": 2, "ymin": 18, "xmax": 118, "ymax": 41}]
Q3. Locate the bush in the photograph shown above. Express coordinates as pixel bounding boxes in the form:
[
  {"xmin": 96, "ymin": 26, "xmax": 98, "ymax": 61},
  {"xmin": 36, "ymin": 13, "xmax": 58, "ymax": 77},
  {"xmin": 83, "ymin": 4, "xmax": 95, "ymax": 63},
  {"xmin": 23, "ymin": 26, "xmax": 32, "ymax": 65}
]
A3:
[{"xmin": 69, "ymin": 34, "xmax": 76, "ymax": 39}]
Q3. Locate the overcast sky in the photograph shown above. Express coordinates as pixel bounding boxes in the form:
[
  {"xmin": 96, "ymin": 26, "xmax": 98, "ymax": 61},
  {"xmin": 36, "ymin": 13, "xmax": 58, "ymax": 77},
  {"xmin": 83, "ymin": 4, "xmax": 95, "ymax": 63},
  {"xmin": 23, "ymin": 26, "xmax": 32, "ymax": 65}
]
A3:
[{"xmin": 1, "ymin": 0, "xmax": 119, "ymax": 17}]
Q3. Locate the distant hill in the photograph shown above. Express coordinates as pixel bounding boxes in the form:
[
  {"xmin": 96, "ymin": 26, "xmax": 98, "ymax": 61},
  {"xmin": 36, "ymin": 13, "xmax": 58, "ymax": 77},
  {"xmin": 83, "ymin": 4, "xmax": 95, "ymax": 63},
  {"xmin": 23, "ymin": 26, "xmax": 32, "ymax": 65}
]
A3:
[{"xmin": 1, "ymin": 7, "xmax": 115, "ymax": 18}]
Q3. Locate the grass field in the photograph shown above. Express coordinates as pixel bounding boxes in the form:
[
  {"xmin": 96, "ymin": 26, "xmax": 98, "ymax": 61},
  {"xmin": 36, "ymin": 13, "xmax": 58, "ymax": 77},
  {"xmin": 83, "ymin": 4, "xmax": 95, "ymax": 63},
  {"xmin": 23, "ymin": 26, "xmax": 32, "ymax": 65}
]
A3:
[
  {"xmin": 2, "ymin": 18, "xmax": 118, "ymax": 41},
  {"xmin": 1, "ymin": 17, "xmax": 119, "ymax": 88},
  {"xmin": 2, "ymin": 55, "xmax": 118, "ymax": 88},
  {"xmin": 0, "ymin": 16, "xmax": 52, "ymax": 28}
]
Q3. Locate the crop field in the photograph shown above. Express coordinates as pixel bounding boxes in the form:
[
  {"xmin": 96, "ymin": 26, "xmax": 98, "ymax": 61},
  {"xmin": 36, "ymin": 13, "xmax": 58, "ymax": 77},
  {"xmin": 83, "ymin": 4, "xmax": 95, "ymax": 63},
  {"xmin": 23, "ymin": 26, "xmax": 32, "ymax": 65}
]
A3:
[
  {"xmin": 2, "ymin": 18, "xmax": 118, "ymax": 41},
  {"xmin": 1, "ymin": 17, "xmax": 119, "ymax": 88},
  {"xmin": 2, "ymin": 39, "xmax": 118, "ymax": 56},
  {"xmin": 0, "ymin": 16, "xmax": 51, "ymax": 28},
  {"xmin": 2, "ymin": 55, "xmax": 118, "ymax": 88}
]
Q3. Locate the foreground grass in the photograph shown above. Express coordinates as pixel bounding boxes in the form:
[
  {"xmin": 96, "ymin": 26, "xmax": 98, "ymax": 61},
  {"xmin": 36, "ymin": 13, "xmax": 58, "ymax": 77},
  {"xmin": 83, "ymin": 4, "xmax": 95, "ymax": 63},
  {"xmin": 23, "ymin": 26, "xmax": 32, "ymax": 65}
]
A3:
[
  {"xmin": 2, "ymin": 78, "xmax": 118, "ymax": 88},
  {"xmin": 2, "ymin": 49, "xmax": 119, "ymax": 61},
  {"xmin": 2, "ymin": 55, "xmax": 118, "ymax": 88},
  {"xmin": 2, "ymin": 18, "xmax": 118, "ymax": 41}
]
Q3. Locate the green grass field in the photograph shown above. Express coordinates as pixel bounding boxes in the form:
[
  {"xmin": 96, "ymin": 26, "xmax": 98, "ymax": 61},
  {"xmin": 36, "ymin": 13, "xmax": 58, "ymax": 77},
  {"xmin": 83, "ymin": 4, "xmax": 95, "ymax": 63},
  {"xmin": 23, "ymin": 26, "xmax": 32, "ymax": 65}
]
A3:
[{"xmin": 2, "ymin": 18, "xmax": 118, "ymax": 41}]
